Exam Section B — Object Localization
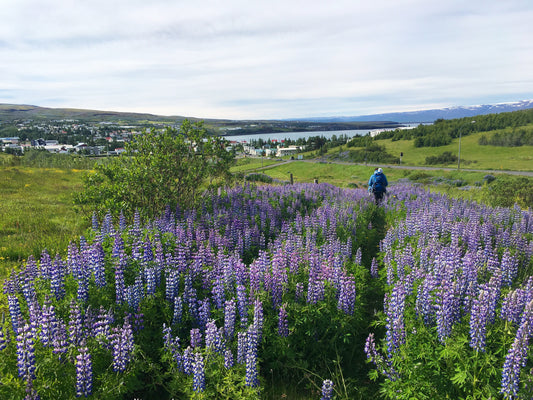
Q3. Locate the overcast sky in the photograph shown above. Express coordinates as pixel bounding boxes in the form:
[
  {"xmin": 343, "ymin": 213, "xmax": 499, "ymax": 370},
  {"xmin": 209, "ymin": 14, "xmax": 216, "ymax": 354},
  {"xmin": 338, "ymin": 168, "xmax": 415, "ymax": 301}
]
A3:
[{"xmin": 1, "ymin": 0, "xmax": 533, "ymax": 120}]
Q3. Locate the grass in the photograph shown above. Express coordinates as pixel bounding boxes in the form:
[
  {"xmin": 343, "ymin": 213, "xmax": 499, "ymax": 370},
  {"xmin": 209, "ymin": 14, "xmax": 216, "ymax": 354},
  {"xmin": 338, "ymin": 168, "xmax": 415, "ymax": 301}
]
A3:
[
  {"xmin": 369, "ymin": 129, "xmax": 533, "ymax": 171},
  {"xmin": 0, "ymin": 166, "xmax": 89, "ymax": 278}
]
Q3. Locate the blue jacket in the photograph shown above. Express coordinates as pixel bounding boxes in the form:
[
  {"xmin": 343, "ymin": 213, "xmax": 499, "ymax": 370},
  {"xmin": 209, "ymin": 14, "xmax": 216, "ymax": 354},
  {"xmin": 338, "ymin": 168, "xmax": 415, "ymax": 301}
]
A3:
[{"xmin": 368, "ymin": 171, "xmax": 388, "ymax": 193}]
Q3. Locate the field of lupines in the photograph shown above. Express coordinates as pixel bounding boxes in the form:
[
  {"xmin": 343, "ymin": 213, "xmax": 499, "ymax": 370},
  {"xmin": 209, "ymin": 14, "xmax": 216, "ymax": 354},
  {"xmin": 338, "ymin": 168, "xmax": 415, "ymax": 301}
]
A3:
[{"xmin": 1, "ymin": 182, "xmax": 533, "ymax": 399}]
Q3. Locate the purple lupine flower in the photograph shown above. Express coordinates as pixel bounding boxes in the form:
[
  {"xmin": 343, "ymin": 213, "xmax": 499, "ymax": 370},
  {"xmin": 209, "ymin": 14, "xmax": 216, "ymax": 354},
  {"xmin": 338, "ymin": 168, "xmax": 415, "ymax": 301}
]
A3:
[
  {"xmin": 365, "ymin": 333, "xmax": 397, "ymax": 381},
  {"xmin": 90, "ymin": 242, "xmax": 106, "ymax": 288},
  {"xmin": 469, "ymin": 288, "xmax": 491, "ymax": 352},
  {"xmin": 278, "ymin": 303, "xmax": 289, "ymax": 337},
  {"xmin": 245, "ymin": 327, "xmax": 259, "ymax": 388},
  {"xmin": 75, "ymin": 346, "xmax": 92, "ymax": 397},
  {"xmin": 8, "ymin": 295, "xmax": 22, "ymax": 335},
  {"xmin": 172, "ymin": 296, "xmax": 183, "ymax": 326},
  {"xmin": 20, "ymin": 270, "xmax": 36, "ymax": 308},
  {"xmin": 355, "ymin": 247, "xmax": 362, "ymax": 265},
  {"xmin": 0, "ymin": 324, "xmax": 7, "ymax": 350},
  {"xmin": 198, "ymin": 298, "xmax": 211, "ymax": 331},
  {"xmin": 237, "ymin": 331, "xmax": 246, "ymax": 364},
  {"xmin": 500, "ymin": 300, "xmax": 533, "ymax": 398},
  {"xmin": 224, "ymin": 348, "xmax": 234, "ymax": 369},
  {"xmin": 337, "ymin": 274, "xmax": 356, "ymax": 315},
  {"xmin": 252, "ymin": 299, "xmax": 264, "ymax": 341},
  {"xmin": 114, "ymin": 253, "xmax": 126, "ymax": 305},
  {"xmin": 501, "ymin": 289, "xmax": 528, "ymax": 326},
  {"xmin": 435, "ymin": 279, "xmax": 459, "ymax": 343},
  {"xmin": 145, "ymin": 267, "xmax": 156, "ymax": 296},
  {"xmin": 192, "ymin": 351, "xmax": 206, "ymax": 393},
  {"xmin": 224, "ymin": 299, "xmax": 236, "ymax": 340},
  {"xmin": 190, "ymin": 328, "xmax": 202, "ymax": 349},
  {"xmin": 16, "ymin": 323, "xmax": 36, "ymax": 382},
  {"xmin": 182, "ymin": 346, "xmax": 194, "ymax": 375},
  {"xmin": 50, "ymin": 255, "xmax": 66, "ymax": 300},
  {"xmin": 415, "ymin": 273, "xmax": 437, "ymax": 326},
  {"xmin": 111, "ymin": 320, "xmax": 134, "ymax": 372},
  {"xmin": 52, "ymin": 320, "xmax": 68, "ymax": 357},
  {"xmin": 165, "ymin": 270, "xmax": 180, "ymax": 303},
  {"xmin": 370, "ymin": 257, "xmax": 379, "ymax": 278},
  {"xmin": 320, "ymin": 379, "xmax": 334, "ymax": 400},
  {"xmin": 295, "ymin": 282, "xmax": 304, "ymax": 301},
  {"xmin": 237, "ymin": 284, "xmax": 249, "ymax": 327},
  {"xmin": 91, "ymin": 212, "xmax": 99, "ymax": 231},
  {"xmin": 40, "ymin": 249, "xmax": 52, "ymax": 280},
  {"xmin": 68, "ymin": 300, "xmax": 84, "ymax": 346},
  {"xmin": 205, "ymin": 320, "xmax": 223, "ymax": 353},
  {"xmin": 77, "ymin": 267, "xmax": 89, "ymax": 303},
  {"xmin": 385, "ymin": 282, "xmax": 406, "ymax": 355},
  {"xmin": 95, "ymin": 307, "xmax": 114, "ymax": 346},
  {"xmin": 212, "ymin": 273, "xmax": 225, "ymax": 310},
  {"xmin": 500, "ymin": 249, "xmax": 519, "ymax": 287}
]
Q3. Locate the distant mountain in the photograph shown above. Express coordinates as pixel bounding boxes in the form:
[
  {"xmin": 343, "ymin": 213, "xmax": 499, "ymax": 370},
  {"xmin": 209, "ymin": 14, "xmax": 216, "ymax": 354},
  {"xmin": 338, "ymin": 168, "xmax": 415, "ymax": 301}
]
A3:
[
  {"xmin": 0, "ymin": 103, "xmax": 191, "ymax": 123},
  {"xmin": 292, "ymin": 100, "xmax": 533, "ymax": 123}
]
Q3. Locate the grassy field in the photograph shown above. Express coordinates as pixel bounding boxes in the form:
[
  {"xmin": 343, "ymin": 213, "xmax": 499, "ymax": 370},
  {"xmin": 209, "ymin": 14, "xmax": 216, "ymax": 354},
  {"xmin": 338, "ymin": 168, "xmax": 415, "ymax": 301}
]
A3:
[
  {"xmin": 0, "ymin": 166, "xmax": 89, "ymax": 277},
  {"xmin": 355, "ymin": 128, "xmax": 533, "ymax": 171}
]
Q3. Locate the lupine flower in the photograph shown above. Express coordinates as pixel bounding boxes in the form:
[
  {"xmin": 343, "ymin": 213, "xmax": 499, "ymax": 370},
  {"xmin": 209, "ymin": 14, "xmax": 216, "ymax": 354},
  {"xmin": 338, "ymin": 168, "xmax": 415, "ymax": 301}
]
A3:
[
  {"xmin": 75, "ymin": 346, "xmax": 92, "ymax": 397},
  {"xmin": 469, "ymin": 288, "xmax": 491, "ymax": 352},
  {"xmin": 224, "ymin": 299, "xmax": 236, "ymax": 340},
  {"xmin": 320, "ymin": 379, "xmax": 334, "ymax": 400},
  {"xmin": 365, "ymin": 333, "xmax": 397, "ymax": 381},
  {"xmin": 172, "ymin": 296, "xmax": 183, "ymax": 326},
  {"xmin": 245, "ymin": 327, "xmax": 259, "ymax": 388},
  {"xmin": 68, "ymin": 300, "xmax": 84, "ymax": 346},
  {"xmin": 500, "ymin": 301, "xmax": 533, "ymax": 398},
  {"xmin": 190, "ymin": 328, "xmax": 202, "ymax": 348},
  {"xmin": 252, "ymin": 299, "xmax": 264, "ymax": 341},
  {"xmin": 224, "ymin": 348, "xmax": 234, "ymax": 369},
  {"xmin": 278, "ymin": 303, "xmax": 289, "ymax": 337},
  {"xmin": 16, "ymin": 323, "xmax": 36, "ymax": 382},
  {"xmin": 8, "ymin": 295, "xmax": 22, "ymax": 335},
  {"xmin": 337, "ymin": 274, "xmax": 356, "ymax": 315},
  {"xmin": 237, "ymin": 284, "xmax": 249, "ymax": 327},
  {"xmin": 237, "ymin": 331, "xmax": 246, "ymax": 364},
  {"xmin": 182, "ymin": 346, "xmax": 194, "ymax": 375},
  {"xmin": 192, "ymin": 351, "xmax": 206, "ymax": 392},
  {"xmin": 205, "ymin": 320, "xmax": 223, "ymax": 353},
  {"xmin": 111, "ymin": 320, "xmax": 134, "ymax": 372},
  {"xmin": 385, "ymin": 282, "xmax": 406, "ymax": 355},
  {"xmin": 0, "ymin": 324, "xmax": 7, "ymax": 350},
  {"xmin": 370, "ymin": 257, "xmax": 379, "ymax": 278}
]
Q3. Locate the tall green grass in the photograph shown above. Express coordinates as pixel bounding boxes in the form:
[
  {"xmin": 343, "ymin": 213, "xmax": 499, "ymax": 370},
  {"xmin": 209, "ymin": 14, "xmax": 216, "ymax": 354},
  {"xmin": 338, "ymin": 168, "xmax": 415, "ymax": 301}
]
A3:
[{"xmin": 0, "ymin": 167, "xmax": 89, "ymax": 278}]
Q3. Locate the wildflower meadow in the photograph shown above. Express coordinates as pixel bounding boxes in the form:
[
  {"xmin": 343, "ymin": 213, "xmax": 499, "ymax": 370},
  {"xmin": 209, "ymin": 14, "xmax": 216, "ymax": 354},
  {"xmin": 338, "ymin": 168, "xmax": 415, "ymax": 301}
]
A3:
[{"xmin": 1, "ymin": 182, "xmax": 532, "ymax": 399}]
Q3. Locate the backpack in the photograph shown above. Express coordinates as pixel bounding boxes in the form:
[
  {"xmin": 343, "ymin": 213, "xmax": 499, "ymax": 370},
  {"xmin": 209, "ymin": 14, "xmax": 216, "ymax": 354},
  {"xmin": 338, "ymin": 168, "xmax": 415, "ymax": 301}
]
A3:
[{"xmin": 373, "ymin": 173, "xmax": 386, "ymax": 192}]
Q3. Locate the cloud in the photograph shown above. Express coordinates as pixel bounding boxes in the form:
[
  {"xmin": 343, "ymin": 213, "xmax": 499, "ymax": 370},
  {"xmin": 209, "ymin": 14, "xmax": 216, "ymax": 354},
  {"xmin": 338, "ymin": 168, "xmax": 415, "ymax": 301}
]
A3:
[{"xmin": 1, "ymin": 0, "xmax": 533, "ymax": 119}]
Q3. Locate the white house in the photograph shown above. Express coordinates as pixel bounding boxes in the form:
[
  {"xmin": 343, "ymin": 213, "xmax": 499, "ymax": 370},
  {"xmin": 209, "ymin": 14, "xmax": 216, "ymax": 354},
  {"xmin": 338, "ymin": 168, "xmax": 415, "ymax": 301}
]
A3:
[{"xmin": 276, "ymin": 146, "xmax": 300, "ymax": 157}]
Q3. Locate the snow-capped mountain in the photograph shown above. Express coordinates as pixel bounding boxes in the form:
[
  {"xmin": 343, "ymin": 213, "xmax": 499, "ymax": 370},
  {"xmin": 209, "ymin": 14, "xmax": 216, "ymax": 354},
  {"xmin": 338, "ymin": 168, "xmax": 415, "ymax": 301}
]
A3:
[{"xmin": 295, "ymin": 100, "xmax": 533, "ymax": 123}]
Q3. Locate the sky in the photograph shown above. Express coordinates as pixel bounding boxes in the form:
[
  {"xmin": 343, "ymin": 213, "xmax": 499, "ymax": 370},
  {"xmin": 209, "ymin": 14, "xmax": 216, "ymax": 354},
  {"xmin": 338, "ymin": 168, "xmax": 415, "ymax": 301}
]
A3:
[{"xmin": 1, "ymin": 0, "xmax": 533, "ymax": 120}]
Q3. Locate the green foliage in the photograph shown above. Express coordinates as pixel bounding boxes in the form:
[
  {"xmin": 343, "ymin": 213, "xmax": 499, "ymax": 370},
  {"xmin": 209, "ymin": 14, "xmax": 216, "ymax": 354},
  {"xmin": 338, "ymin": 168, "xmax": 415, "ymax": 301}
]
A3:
[
  {"xmin": 345, "ymin": 143, "xmax": 400, "ymax": 164},
  {"xmin": 478, "ymin": 127, "xmax": 533, "ymax": 147},
  {"xmin": 481, "ymin": 175, "xmax": 533, "ymax": 209},
  {"xmin": 425, "ymin": 151, "xmax": 458, "ymax": 165},
  {"xmin": 74, "ymin": 120, "xmax": 235, "ymax": 220},
  {"xmin": 414, "ymin": 132, "xmax": 452, "ymax": 147},
  {"xmin": 245, "ymin": 173, "xmax": 273, "ymax": 183}
]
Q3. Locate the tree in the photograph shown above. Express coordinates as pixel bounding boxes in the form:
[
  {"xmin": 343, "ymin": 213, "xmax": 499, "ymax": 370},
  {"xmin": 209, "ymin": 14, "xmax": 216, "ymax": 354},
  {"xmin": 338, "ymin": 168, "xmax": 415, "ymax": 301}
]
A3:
[{"xmin": 75, "ymin": 120, "xmax": 235, "ymax": 219}]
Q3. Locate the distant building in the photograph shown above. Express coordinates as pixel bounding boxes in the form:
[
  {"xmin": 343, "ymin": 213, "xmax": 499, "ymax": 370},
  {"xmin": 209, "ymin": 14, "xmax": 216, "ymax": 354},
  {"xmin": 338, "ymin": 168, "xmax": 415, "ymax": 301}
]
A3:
[{"xmin": 276, "ymin": 146, "xmax": 300, "ymax": 157}]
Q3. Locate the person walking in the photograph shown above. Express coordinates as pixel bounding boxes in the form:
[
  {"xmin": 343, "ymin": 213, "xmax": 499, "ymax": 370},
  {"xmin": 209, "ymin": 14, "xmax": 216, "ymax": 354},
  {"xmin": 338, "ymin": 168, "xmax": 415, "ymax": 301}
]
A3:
[{"xmin": 368, "ymin": 167, "xmax": 388, "ymax": 204}]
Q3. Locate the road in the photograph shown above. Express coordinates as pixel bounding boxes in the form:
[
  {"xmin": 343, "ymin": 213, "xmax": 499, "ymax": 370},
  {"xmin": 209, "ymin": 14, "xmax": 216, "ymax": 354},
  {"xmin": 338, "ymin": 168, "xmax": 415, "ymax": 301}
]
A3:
[{"xmin": 250, "ymin": 158, "xmax": 533, "ymax": 177}]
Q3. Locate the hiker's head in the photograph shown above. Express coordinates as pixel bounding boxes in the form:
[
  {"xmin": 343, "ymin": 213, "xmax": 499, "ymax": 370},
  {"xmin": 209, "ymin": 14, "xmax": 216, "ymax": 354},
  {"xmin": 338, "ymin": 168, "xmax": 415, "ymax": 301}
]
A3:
[{"xmin": 377, "ymin": 168, "xmax": 383, "ymax": 173}]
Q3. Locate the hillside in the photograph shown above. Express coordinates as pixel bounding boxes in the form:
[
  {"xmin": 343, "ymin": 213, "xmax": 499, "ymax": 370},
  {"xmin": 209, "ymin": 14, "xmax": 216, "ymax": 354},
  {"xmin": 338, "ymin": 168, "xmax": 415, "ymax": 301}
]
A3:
[{"xmin": 0, "ymin": 103, "xmax": 402, "ymax": 134}]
